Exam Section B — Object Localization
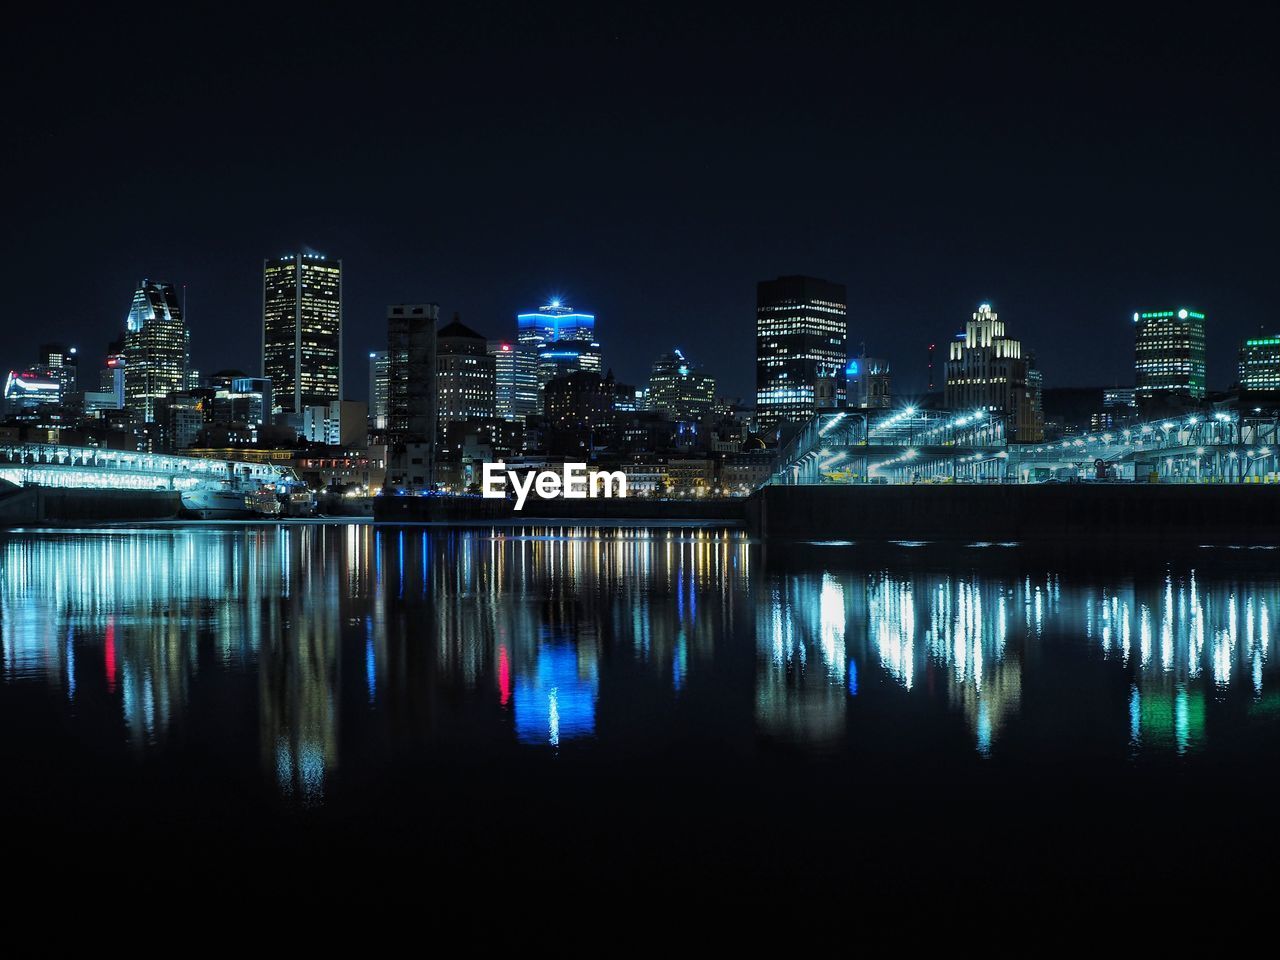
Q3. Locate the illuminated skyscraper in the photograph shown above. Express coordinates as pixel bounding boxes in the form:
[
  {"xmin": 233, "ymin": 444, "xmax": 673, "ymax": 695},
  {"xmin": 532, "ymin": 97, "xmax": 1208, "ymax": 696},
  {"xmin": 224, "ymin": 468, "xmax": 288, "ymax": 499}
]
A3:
[
  {"xmin": 755, "ymin": 275, "xmax": 847, "ymax": 430},
  {"xmin": 1238, "ymin": 334, "xmax": 1280, "ymax": 393},
  {"xmin": 262, "ymin": 252, "xmax": 342, "ymax": 415},
  {"xmin": 488, "ymin": 340, "xmax": 517, "ymax": 420},
  {"xmin": 647, "ymin": 349, "xmax": 716, "ymax": 420},
  {"xmin": 368, "ymin": 350, "xmax": 389, "ymax": 428},
  {"xmin": 516, "ymin": 301, "xmax": 597, "ymax": 416},
  {"xmin": 124, "ymin": 280, "xmax": 188, "ymax": 423},
  {"xmin": 1134, "ymin": 307, "xmax": 1206, "ymax": 401},
  {"xmin": 945, "ymin": 303, "xmax": 1043, "ymax": 443}
]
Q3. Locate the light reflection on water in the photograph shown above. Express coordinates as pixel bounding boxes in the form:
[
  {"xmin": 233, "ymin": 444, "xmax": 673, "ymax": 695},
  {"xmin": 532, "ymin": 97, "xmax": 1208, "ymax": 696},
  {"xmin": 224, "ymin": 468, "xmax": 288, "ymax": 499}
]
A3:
[{"xmin": 2, "ymin": 526, "xmax": 1279, "ymax": 804}]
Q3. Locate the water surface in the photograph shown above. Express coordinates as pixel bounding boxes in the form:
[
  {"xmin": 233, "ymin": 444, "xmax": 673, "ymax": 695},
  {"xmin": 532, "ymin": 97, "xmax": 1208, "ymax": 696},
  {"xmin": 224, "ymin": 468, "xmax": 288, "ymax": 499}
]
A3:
[{"xmin": 3, "ymin": 523, "xmax": 1279, "ymax": 906}]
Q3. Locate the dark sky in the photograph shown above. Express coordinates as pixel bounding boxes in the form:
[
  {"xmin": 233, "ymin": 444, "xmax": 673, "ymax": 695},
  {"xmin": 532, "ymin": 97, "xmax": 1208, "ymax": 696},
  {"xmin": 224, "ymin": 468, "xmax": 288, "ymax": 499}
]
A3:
[{"xmin": 4, "ymin": 4, "xmax": 1277, "ymax": 402}]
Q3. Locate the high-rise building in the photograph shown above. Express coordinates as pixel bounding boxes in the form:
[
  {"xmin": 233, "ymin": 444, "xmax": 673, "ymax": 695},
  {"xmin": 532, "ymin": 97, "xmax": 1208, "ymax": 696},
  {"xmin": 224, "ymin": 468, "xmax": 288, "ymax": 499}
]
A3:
[
  {"xmin": 437, "ymin": 316, "xmax": 496, "ymax": 426},
  {"xmin": 387, "ymin": 304, "xmax": 438, "ymax": 489},
  {"xmin": 944, "ymin": 303, "xmax": 1043, "ymax": 443},
  {"xmin": 124, "ymin": 280, "xmax": 188, "ymax": 423},
  {"xmin": 1239, "ymin": 334, "xmax": 1280, "ymax": 392},
  {"xmin": 487, "ymin": 340, "xmax": 516, "ymax": 420},
  {"xmin": 755, "ymin": 276, "xmax": 847, "ymax": 430},
  {"xmin": 1134, "ymin": 307, "xmax": 1206, "ymax": 401},
  {"xmin": 647, "ymin": 349, "xmax": 716, "ymax": 421},
  {"xmin": 262, "ymin": 252, "xmax": 342, "ymax": 416},
  {"xmin": 516, "ymin": 301, "xmax": 597, "ymax": 416},
  {"xmin": 368, "ymin": 350, "xmax": 389, "ymax": 428},
  {"xmin": 37, "ymin": 343, "xmax": 78, "ymax": 398}
]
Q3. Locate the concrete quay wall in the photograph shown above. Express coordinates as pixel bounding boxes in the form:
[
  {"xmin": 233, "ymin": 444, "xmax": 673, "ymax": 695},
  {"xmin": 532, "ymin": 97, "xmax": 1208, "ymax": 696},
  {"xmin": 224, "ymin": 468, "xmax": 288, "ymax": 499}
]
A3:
[{"xmin": 745, "ymin": 483, "xmax": 1280, "ymax": 544}]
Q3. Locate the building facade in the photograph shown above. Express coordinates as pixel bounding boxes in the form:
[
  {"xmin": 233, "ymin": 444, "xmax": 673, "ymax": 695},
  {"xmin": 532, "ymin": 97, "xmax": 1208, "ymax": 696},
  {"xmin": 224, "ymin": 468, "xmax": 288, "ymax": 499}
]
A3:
[
  {"xmin": 846, "ymin": 356, "xmax": 891, "ymax": 409},
  {"xmin": 1134, "ymin": 307, "xmax": 1206, "ymax": 401},
  {"xmin": 1239, "ymin": 334, "xmax": 1280, "ymax": 392},
  {"xmin": 37, "ymin": 343, "xmax": 78, "ymax": 398},
  {"xmin": 944, "ymin": 303, "xmax": 1043, "ymax": 443},
  {"xmin": 368, "ymin": 350, "xmax": 389, "ymax": 428},
  {"xmin": 124, "ymin": 280, "xmax": 188, "ymax": 423},
  {"xmin": 487, "ymin": 340, "xmax": 516, "ymax": 421},
  {"xmin": 755, "ymin": 275, "xmax": 847, "ymax": 431},
  {"xmin": 387, "ymin": 304, "xmax": 438, "ymax": 489},
  {"xmin": 543, "ymin": 370, "xmax": 621, "ymax": 455},
  {"xmin": 648, "ymin": 349, "xmax": 716, "ymax": 420},
  {"xmin": 537, "ymin": 339, "xmax": 603, "ymax": 392},
  {"xmin": 262, "ymin": 253, "xmax": 342, "ymax": 415},
  {"xmin": 516, "ymin": 301, "xmax": 597, "ymax": 416},
  {"xmin": 437, "ymin": 317, "xmax": 496, "ymax": 428}
]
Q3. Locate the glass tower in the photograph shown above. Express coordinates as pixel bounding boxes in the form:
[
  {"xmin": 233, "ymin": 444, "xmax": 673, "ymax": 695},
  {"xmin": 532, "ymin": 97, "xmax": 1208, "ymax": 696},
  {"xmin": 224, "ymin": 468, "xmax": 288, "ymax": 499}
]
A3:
[
  {"xmin": 124, "ymin": 280, "xmax": 188, "ymax": 423},
  {"xmin": 262, "ymin": 253, "xmax": 342, "ymax": 415},
  {"xmin": 755, "ymin": 275, "xmax": 847, "ymax": 430},
  {"xmin": 368, "ymin": 350, "xmax": 389, "ymax": 428},
  {"xmin": 516, "ymin": 301, "xmax": 596, "ymax": 416},
  {"xmin": 488, "ymin": 340, "xmax": 517, "ymax": 420},
  {"xmin": 1134, "ymin": 308, "xmax": 1206, "ymax": 400}
]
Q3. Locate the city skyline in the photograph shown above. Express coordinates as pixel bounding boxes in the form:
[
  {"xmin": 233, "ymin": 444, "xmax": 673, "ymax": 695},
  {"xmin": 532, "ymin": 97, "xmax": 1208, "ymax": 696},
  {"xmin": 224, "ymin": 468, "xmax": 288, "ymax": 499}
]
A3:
[
  {"xmin": 8, "ymin": 260, "xmax": 1274, "ymax": 414},
  {"xmin": 6, "ymin": 8, "xmax": 1278, "ymax": 406}
]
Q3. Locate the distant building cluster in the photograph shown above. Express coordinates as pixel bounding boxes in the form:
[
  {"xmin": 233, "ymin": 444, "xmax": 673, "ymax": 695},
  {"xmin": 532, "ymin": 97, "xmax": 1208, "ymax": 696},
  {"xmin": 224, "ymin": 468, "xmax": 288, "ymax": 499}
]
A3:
[{"xmin": 4, "ymin": 253, "xmax": 1278, "ymax": 496}]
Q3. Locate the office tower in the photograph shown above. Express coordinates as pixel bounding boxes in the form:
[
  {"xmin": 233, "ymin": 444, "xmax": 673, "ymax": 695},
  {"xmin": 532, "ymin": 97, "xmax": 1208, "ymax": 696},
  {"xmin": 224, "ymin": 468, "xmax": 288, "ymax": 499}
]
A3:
[
  {"xmin": 368, "ymin": 350, "xmax": 390, "ymax": 428},
  {"xmin": 487, "ymin": 340, "xmax": 516, "ymax": 420},
  {"xmin": 387, "ymin": 304, "xmax": 438, "ymax": 489},
  {"xmin": 1134, "ymin": 307, "xmax": 1206, "ymax": 401},
  {"xmin": 37, "ymin": 343, "xmax": 78, "ymax": 397},
  {"xmin": 262, "ymin": 252, "xmax": 342, "ymax": 416},
  {"xmin": 647, "ymin": 349, "xmax": 716, "ymax": 420},
  {"xmin": 437, "ymin": 316, "xmax": 496, "ymax": 424},
  {"xmin": 927, "ymin": 342, "xmax": 937, "ymax": 391},
  {"xmin": 124, "ymin": 280, "xmax": 188, "ymax": 423},
  {"xmin": 516, "ymin": 300, "xmax": 597, "ymax": 416},
  {"xmin": 846, "ymin": 355, "xmax": 892, "ymax": 409},
  {"xmin": 537, "ymin": 339, "xmax": 603, "ymax": 389},
  {"xmin": 1239, "ymin": 334, "xmax": 1280, "ymax": 392},
  {"xmin": 944, "ymin": 303, "xmax": 1044, "ymax": 443},
  {"xmin": 755, "ymin": 275, "xmax": 847, "ymax": 430}
]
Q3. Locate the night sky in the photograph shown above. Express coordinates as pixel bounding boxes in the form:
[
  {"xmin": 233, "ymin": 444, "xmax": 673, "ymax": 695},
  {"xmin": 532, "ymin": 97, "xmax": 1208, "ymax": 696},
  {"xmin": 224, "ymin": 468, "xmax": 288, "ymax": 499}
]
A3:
[{"xmin": 5, "ymin": 5, "xmax": 1277, "ymax": 402}]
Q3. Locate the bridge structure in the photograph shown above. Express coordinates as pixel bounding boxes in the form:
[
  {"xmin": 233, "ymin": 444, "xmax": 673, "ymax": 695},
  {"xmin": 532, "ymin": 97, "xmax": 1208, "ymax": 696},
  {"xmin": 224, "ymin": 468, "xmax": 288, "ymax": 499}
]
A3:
[
  {"xmin": 0, "ymin": 441, "xmax": 296, "ymax": 492},
  {"xmin": 772, "ymin": 407, "xmax": 1008, "ymax": 485},
  {"xmin": 1007, "ymin": 412, "xmax": 1280, "ymax": 482},
  {"xmin": 773, "ymin": 408, "xmax": 1280, "ymax": 485}
]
